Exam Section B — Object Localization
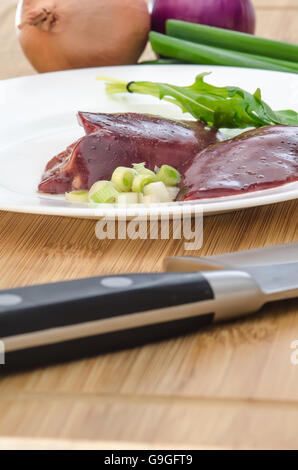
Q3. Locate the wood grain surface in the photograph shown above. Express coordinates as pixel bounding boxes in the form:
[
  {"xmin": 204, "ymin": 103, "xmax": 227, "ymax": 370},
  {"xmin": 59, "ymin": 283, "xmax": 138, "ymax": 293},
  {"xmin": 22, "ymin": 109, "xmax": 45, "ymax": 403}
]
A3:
[{"xmin": 0, "ymin": 0, "xmax": 298, "ymax": 450}]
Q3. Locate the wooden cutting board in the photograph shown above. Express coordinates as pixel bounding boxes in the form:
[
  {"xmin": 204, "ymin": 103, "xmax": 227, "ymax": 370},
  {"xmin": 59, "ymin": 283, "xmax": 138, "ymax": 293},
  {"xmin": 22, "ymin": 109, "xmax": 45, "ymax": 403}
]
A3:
[{"xmin": 0, "ymin": 0, "xmax": 297, "ymax": 450}]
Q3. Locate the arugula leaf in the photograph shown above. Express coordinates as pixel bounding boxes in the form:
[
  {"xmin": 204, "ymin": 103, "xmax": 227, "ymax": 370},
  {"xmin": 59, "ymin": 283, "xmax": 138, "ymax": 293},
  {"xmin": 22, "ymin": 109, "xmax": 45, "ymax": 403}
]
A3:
[
  {"xmin": 274, "ymin": 109, "xmax": 298, "ymax": 126},
  {"xmin": 99, "ymin": 73, "xmax": 298, "ymax": 129}
]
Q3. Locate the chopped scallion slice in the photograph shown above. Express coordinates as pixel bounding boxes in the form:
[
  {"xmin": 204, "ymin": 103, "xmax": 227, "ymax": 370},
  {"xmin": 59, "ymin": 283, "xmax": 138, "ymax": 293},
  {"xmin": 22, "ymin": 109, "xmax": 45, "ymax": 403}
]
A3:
[
  {"xmin": 157, "ymin": 165, "xmax": 181, "ymax": 186},
  {"xmin": 111, "ymin": 167, "xmax": 136, "ymax": 192},
  {"xmin": 142, "ymin": 194, "xmax": 161, "ymax": 205},
  {"xmin": 89, "ymin": 181, "xmax": 119, "ymax": 203},
  {"xmin": 166, "ymin": 186, "xmax": 180, "ymax": 201},
  {"xmin": 89, "ymin": 181, "xmax": 109, "ymax": 201},
  {"xmin": 65, "ymin": 190, "xmax": 89, "ymax": 203},
  {"xmin": 117, "ymin": 192, "xmax": 139, "ymax": 205},
  {"xmin": 132, "ymin": 162, "xmax": 146, "ymax": 173},
  {"xmin": 132, "ymin": 174, "xmax": 156, "ymax": 193},
  {"xmin": 132, "ymin": 162, "xmax": 156, "ymax": 178},
  {"xmin": 143, "ymin": 182, "xmax": 172, "ymax": 202}
]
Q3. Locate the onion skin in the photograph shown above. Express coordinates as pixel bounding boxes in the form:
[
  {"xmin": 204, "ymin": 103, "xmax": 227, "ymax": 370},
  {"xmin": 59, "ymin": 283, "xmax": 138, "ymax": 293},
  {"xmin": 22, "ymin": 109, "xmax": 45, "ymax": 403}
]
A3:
[
  {"xmin": 151, "ymin": 0, "xmax": 256, "ymax": 35},
  {"xmin": 17, "ymin": 0, "xmax": 150, "ymax": 72}
]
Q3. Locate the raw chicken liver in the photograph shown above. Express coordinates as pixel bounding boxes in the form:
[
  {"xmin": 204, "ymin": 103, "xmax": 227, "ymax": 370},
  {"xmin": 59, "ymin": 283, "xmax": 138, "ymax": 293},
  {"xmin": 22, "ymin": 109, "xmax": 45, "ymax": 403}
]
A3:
[
  {"xmin": 38, "ymin": 113, "xmax": 218, "ymax": 194},
  {"xmin": 181, "ymin": 126, "xmax": 298, "ymax": 200}
]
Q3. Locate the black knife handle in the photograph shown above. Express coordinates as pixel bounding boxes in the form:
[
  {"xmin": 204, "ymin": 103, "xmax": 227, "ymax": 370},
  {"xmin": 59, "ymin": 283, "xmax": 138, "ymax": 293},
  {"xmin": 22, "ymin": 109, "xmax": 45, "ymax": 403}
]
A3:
[
  {"xmin": 0, "ymin": 270, "xmax": 263, "ymax": 371},
  {"xmin": 0, "ymin": 272, "xmax": 215, "ymax": 371}
]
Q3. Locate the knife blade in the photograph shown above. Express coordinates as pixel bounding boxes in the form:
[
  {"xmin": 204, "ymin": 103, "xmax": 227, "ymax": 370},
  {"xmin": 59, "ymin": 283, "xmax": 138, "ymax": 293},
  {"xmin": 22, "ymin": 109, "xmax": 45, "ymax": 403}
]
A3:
[
  {"xmin": 244, "ymin": 263, "xmax": 298, "ymax": 298},
  {"xmin": 208, "ymin": 242, "xmax": 298, "ymax": 267},
  {"xmin": 0, "ymin": 248, "xmax": 297, "ymax": 371},
  {"xmin": 164, "ymin": 242, "xmax": 298, "ymax": 272}
]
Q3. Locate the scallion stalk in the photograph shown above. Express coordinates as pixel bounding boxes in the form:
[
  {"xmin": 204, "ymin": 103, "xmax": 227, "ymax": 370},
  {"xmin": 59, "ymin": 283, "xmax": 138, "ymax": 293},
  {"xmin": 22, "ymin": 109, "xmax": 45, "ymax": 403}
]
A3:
[
  {"xmin": 149, "ymin": 32, "xmax": 298, "ymax": 74},
  {"xmin": 166, "ymin": 20, "xmax": 298, "ymax": 65}
]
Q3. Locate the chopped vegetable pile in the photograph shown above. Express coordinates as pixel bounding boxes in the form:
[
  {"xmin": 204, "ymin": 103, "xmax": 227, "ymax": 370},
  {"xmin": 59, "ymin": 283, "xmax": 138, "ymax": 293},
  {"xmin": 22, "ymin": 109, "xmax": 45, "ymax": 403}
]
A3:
[{"xmin": 65, "ymin": 163, "xmax": 181, "ymax": 205}]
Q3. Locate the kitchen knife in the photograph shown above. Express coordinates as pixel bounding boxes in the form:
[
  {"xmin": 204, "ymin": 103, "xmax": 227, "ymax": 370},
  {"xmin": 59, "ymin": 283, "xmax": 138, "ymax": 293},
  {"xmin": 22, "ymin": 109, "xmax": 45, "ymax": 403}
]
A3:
[{"xmin": 0, "ymin": 255, "xmax": 297, "ymax": 371}]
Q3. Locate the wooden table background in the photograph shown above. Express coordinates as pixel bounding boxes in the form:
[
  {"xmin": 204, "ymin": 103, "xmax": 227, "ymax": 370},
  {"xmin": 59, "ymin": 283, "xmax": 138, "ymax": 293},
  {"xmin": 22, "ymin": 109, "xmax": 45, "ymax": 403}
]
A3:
[{"xmin": 0, "ymin": 0, "xmax": 298, "ymax": 450}]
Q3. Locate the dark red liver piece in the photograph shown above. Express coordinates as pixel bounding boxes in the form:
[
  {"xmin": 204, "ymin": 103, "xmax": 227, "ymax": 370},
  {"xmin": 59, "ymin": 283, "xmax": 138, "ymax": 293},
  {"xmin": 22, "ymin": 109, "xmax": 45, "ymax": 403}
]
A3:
[
  {"xmin": 181, "ymin": 126, "xmax": 298, "ymax": 200},
  {"xmin": 38, "ymin": 113, "xmax": 218, "ymax": 194}
]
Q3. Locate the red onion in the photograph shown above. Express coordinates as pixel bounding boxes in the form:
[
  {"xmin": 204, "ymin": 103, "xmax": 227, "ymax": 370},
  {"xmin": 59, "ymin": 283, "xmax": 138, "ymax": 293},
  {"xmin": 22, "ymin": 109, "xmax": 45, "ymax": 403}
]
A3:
[{"xmin": 151, "ymin": 0, "xmax": 256, "ymax": 35}]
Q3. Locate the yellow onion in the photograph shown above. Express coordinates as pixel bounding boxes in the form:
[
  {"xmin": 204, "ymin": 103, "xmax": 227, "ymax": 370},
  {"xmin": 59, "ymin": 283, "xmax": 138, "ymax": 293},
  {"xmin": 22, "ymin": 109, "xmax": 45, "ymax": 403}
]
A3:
[{"xmin": 16, "ymin": 0, "xmax": 150, "ymax": 72}]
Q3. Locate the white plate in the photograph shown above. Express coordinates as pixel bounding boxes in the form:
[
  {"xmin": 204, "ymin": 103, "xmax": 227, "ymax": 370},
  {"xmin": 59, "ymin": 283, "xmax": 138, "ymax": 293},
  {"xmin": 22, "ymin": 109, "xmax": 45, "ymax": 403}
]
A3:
[{"xmin": 0, "ymin": 65, "xmax": 297, "ymax": 218}]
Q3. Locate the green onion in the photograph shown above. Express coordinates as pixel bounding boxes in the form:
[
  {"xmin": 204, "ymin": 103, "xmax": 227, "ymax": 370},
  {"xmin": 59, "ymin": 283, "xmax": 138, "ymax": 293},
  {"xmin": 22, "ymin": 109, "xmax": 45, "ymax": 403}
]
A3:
[
  {"xmin": 65, "ymin": 190, "xmax": 89, "ymax": 203},
  {"xmin": 143, "ymin": 182, "xmax": 172, "ymax": 202},
  {"xmin": 166, "ymin": 20, "xmax": 298, "ymax": 65},
  {"xmin": 149, "ymin": 32, "xmax": 298, "ymax": 74},
  {"xmin": 117, "ymin": 192, "xmax": 139, "ymax": 205},
  {"xmin": 157, "ymin": 165, "xmax": 181, "ymax": 186},
  {"xmin": 111, "ymin": 166, "xmax": 136, "ymax": 192},
  {"xmin": 166, "ymin": 186, "xmax": 180, "ymax": 201},
  {"xmin": 132, "ymin": 162, "xmax": 156, "ymax": 178},
  {"xmin": 133, "ymin": 162, "xmax": 147, "ymax": 173},
  {"xmin": 132, "ymin": 174, "xmax": 156, "ymax": 193},
  {"xmin": 89, "ymin": 181, "xmax": 119, "ymax": 203},
  {"xmin": 142, "ymin": 194, "xmax": 160, "ymax": 204}
]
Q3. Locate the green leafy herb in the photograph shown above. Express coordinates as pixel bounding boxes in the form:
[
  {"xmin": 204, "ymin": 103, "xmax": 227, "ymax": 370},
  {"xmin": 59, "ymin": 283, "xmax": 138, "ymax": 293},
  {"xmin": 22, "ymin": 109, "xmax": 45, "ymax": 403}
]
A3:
[{"xmin": 98, "ymin": 73, "xmax": 298, "ymax": 129}]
